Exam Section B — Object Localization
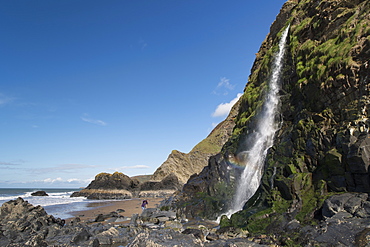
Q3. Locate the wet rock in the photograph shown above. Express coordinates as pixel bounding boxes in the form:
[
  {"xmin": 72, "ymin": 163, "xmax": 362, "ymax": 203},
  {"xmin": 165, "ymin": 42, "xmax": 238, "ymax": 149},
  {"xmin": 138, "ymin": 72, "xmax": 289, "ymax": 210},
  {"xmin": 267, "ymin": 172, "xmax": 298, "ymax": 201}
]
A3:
[{"xmin": 31, "ymin": 191, "xmax": 49, "ymax": 196}]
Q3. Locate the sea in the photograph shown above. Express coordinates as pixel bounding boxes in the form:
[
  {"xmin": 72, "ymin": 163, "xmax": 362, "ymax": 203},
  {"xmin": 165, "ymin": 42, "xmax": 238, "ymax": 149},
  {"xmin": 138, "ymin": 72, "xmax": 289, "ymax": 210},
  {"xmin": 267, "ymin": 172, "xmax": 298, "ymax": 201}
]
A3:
[{"xmin": 0, "ymin": 188, "xmax": 109, "ymax": 219}]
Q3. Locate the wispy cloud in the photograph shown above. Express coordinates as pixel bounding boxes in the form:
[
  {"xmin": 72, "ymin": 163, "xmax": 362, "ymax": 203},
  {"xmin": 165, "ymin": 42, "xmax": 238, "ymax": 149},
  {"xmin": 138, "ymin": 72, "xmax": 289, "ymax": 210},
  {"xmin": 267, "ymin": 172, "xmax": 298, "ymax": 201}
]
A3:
[
  {"xmin": 0, "ymin": 161, "xmax": 21, "ymax": 166},
  {"xmin": 108, "ymin": 165, "xmax": 150, "ymax": 172},
  {"xmin": 0, "ymin": 93, "xmax": 15, "ymax": 106},
  {"xmin": 0, "ymin": 160, "xmax": 25, "ymax": 170},
  {"xmin": 39, "ymin": 177, "xmax": 93, "ymax": 185},
  {"xmin": 81, "ymin": 114, "xmax": 107, "ymax": 126},
  {"xmin": 43, "ymin": 177, "xmax": 63, "ymax": 183},
  {"xmin": 29, "ymin": 164, "xmax": 98, "ymax": 174},
  {"xmin": 139, "ymin": 39, "xmax": 148, "ymax": 50},
  {"xmin": 212, "ymin": 93, "xmax": 242, "ymax": 117},
  {"xmin": 213, "ymin": 77, "xmax": 235, "ymax": 95},
  {"xmin": 0, "ymin": 177, "xmax": 93, "ymax": 187}
]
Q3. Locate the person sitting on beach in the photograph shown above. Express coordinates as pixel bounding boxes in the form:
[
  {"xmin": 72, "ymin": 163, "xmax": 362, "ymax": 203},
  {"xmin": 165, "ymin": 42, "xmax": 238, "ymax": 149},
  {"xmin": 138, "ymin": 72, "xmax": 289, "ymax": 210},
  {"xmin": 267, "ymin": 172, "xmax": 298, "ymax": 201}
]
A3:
[{"xmin": 141, "ymin": 200, "xmax": 148, "ymax": 210}]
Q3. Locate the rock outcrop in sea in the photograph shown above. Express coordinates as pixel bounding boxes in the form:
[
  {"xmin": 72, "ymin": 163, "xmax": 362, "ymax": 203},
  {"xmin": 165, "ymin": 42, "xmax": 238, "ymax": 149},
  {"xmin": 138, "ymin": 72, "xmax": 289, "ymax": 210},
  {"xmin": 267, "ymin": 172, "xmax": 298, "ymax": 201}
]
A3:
[
  {"xmin": 71, "ymin": 171, "xmax": 182, "ymax": 199},
  {"xmin": 31, "ymin": 191, "xmax": 48, "ymax": 196},
  {"xmin": 71, "ymin": 172, "xmax": 139, "ymax": 199}
]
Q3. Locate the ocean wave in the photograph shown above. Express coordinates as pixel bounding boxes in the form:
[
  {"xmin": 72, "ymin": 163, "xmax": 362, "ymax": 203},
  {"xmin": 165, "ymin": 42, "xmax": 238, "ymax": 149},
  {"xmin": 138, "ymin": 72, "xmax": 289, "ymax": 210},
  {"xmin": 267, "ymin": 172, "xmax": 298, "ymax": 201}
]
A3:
[
  {"xmin": 0, "ymin": 188, "xmax": 117, "ymax": 219},
  {"xmin": 0, "ymin": 189, "xmax": 80, "ymax": 207}
]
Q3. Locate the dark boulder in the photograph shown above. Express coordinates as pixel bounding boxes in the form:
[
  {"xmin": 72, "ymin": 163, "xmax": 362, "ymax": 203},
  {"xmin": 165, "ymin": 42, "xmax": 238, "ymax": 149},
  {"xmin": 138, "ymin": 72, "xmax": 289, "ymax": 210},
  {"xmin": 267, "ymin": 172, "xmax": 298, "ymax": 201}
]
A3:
[{"xmin": 31, "ymin": 191, "xmax": 49, "ymax": 196}]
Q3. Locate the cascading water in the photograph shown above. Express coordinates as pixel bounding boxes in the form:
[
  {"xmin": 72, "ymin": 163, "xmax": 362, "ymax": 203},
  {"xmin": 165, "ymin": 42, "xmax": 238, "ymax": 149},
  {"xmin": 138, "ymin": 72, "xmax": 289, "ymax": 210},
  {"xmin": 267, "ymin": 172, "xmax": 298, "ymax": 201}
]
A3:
[{"xmin": 224, "ymin": 25, "xmax": 290, "ymax": 218}]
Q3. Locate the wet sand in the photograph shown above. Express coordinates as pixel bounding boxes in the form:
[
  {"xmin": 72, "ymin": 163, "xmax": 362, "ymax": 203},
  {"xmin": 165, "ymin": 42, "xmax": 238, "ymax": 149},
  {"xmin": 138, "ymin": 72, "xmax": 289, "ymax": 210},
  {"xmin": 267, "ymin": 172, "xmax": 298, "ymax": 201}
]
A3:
[{"xmin": 66, "ymin": 198, "xmax": 163, "ymax": 223}]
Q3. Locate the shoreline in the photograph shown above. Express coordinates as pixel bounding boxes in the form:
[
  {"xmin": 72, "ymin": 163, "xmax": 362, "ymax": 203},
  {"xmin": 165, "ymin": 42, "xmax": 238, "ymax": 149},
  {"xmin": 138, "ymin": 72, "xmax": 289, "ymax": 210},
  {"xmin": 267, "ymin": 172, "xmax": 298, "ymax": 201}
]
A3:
[{"xmin": 65, "ymin": 197, "xmax": 163, "ymax": 223}]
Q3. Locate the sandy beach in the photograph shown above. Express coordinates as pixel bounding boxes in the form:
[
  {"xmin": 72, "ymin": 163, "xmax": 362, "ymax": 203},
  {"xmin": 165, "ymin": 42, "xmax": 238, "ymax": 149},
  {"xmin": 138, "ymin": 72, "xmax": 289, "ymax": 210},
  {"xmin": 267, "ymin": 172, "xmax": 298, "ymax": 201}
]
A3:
[{"xmin": 66, "ymin": 198, "xmax": 163, "ymax": 223}]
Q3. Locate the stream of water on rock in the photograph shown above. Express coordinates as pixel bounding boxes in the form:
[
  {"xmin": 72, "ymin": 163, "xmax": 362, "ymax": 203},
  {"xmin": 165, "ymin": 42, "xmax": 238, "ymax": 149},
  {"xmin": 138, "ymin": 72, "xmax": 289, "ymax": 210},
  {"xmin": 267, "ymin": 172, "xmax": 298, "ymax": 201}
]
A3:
[{"xmin": 224, "ymin": 25, "xmax": 290, "ymax": 219}]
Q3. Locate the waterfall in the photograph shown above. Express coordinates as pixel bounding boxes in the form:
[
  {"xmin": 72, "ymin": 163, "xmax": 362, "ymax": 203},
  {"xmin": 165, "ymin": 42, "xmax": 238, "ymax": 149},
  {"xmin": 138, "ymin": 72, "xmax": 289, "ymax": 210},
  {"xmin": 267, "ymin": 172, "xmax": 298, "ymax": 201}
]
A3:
[{"xmin": 224, "ymin": 25, "xmax": 290, "ymax": 218}]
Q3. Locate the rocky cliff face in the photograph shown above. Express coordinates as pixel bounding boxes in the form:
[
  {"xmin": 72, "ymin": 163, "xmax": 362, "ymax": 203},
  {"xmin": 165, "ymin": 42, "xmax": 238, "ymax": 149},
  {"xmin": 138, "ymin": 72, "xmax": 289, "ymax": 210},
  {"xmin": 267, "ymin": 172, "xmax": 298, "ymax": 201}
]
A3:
[
  {"xmin": 152, "ymin": 99, "xmax": 240, "ymax": 184},
  {"xmin": 175, "ymin": 0, "xmax": 370, "ymax": 243}
]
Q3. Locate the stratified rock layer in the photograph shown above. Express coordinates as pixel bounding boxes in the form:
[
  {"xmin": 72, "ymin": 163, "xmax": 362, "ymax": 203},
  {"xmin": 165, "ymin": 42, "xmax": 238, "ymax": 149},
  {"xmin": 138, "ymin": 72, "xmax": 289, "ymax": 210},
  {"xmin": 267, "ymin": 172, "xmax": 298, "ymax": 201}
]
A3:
[
  {"xmin": 71, "ymin": 172, "xmax": 182, "ymax": 199},
  {"xmin": 71, "ymin": 172, "xmax": 139, "ymax": 199}
]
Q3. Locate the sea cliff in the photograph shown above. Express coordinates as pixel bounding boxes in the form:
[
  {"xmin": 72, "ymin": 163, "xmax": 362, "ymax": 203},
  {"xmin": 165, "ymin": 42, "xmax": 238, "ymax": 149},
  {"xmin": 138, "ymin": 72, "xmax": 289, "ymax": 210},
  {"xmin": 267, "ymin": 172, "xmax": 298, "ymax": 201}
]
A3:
[
  {"xmin": 174, "ymin": 0, "xmax": 370, "ymax": 245},
  {"xmin": 71, "ymin": 172, "xmax": 182, "ymax": 199}
]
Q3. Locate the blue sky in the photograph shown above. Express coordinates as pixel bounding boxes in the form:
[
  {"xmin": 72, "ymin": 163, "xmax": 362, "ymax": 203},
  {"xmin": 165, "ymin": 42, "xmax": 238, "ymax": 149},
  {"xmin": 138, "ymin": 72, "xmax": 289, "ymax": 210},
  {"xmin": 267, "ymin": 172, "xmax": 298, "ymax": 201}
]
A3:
[{"xmin": 0, "ymin": 0, "xmax": 286, "ymax": 188}]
